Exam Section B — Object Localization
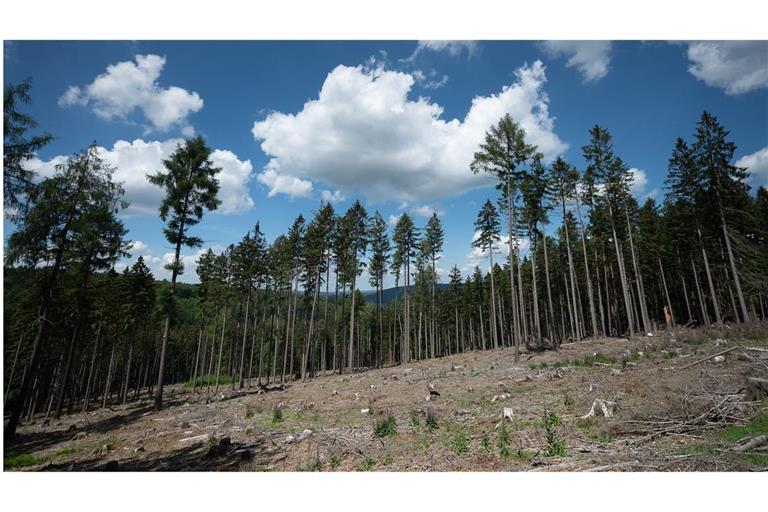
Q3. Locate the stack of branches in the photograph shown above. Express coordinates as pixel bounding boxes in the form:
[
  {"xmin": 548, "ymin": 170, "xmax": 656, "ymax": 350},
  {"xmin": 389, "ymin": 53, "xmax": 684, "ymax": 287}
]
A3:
[{"xmin": 620, "ymin": 393, "xmax": 753, "ymax": 446}]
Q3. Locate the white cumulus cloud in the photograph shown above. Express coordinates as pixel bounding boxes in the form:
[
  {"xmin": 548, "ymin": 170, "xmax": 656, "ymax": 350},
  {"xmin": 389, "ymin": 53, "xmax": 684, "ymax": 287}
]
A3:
[
  {"xmin": 403, "ymin": 40, "xmax": 478, "ymax": 62},
  {"xmin": 252, "ymin": 60, "xmax": 567, "ymax": 202},
  {"xmin": 58, "ymin": 54, "xmax": 203, "ymax": 132},
  {"xmin": 28, "ymin": 139, "xmax": 254, "ymax": 215},
  {"xmin": 735, "ymin": 146, "xmax": 768, "ymax": 188},
  {"xmin": 628, "ymin": 168, "xmax": 649, "ymax": 197},
  {"xmin": 540, "ymin": 41, "xmax": 612, "ymax": 82},
  {"xmin": 685, "ymin": 41, "xmax": 768, "ymax": 95},
  {"xmin": 321, "ymin": 189, "xmax": 346, "ymax": 203}
]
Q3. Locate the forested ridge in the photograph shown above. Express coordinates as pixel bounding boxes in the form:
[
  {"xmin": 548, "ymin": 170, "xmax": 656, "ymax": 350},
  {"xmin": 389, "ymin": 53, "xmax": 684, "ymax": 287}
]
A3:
[{"xmin": 4, "ymin": 80, "xmax": 768, "ymax": 443}]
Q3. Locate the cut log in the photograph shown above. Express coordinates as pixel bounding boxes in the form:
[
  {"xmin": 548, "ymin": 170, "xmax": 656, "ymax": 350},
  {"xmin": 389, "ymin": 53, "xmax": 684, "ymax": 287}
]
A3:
[
  {"xmin": 678, "ymin": 347, "xmax": 737, "ymax": 370},
  {"xmin": 734, "ymin": 435, "xmax": 768, "ymax": 453}
]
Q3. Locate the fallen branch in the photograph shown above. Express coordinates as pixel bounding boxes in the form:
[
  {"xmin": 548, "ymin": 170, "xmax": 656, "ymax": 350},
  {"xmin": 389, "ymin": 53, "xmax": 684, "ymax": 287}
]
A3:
[
  {"xmin": 733, "ymin": 435, "xmax": 768, "ymax": 453},
  {"xmin": 678, "ymin": 347, "xmax": 737, "ymax": 370}
]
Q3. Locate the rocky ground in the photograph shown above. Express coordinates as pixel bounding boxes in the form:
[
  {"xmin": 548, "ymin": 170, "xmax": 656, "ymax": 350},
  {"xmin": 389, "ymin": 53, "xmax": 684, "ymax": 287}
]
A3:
[{"xmin": 5, "ymin": 323, "xmax": 768, "ymax": 472}]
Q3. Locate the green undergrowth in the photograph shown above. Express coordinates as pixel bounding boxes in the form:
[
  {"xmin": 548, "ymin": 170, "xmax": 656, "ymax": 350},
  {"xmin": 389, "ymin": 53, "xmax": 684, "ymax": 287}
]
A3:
[
  {"xmin": 184, "ymin": 374, "xmax": 234, "ymax": 388},
  {"xmin": 4, "ymin": 453, "xmax": 50, "ymax": 469}
]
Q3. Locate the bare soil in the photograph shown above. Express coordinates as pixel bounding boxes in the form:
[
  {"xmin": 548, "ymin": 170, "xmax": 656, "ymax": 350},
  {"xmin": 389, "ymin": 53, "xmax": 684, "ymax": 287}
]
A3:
[{"xmin": 6, "ymin": 326, "xmax": 768, "ymax": 472}]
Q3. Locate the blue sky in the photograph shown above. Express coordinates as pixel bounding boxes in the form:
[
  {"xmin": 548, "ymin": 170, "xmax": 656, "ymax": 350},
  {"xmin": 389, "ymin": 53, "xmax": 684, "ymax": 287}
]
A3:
[{"xmin": 4, "ymin": 40, "xmax": 768, "ymax": 286}]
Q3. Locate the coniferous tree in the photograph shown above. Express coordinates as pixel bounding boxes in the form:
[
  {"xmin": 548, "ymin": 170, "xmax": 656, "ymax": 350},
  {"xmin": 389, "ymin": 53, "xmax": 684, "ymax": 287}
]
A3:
[
  {"xmin": 5, "ymin": 145, "xmax": 126, "ymax": 439},
  {"xmin": 3, "ymin": 78, "xmax": 53, "ymax": 220},
  {"xmin": 473, "ymin": 199, "xmax": 502, "ymax": 350},
  {"xmin": 147, "ymin": 136, "xmax": 221, "ymax": 410},
  {"xmin": 471, "ymin": 114, "xmax": 536, "ymax": 359},
  {"xmin": 368, "ymin": 211, "xmax": 390, "ymax": 368}
]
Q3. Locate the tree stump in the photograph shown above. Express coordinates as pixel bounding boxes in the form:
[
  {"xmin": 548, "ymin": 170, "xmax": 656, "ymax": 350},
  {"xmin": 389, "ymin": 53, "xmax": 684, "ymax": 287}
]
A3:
[{"xmin": 745, "ymin": 377, "xmax": 768, "ymax": 401}]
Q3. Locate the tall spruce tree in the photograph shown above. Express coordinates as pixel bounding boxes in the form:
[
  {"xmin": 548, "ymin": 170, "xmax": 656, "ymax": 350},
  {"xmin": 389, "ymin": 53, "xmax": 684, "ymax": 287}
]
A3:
[{"xmin": 147, "ymin": 136, "xmax": 221, "ymax": 410}]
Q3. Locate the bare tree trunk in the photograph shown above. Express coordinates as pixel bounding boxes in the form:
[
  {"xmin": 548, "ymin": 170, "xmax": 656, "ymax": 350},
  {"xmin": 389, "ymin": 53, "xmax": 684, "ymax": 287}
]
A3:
[
  {"xmin": 575, "ymin": 196, "xmax": 599, "ymax": 337},
  {"xmin": 696, "ymin": 226, "xmax": 722, "ymax": 324},
  {"xmin": 192, "ymin": 321, "xmax": 204, "ymax": 394},
  {"xmin": 691, "ymin": 257, "xmax": 710, "ymax": 325},
  {"xmin": 215, "ymin": 302, "xmax": 228, "ymax": 394},
  {"xmin": 102, "ymin": 344, "xmax": 116, "ymax": 409}
]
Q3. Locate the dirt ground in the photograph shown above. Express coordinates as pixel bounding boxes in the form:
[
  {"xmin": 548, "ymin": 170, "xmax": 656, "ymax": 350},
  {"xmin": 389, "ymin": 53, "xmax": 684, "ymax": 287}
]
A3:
[{"xmin": 5, "ymin": 325, "xmax": 768, "ymax": 472}]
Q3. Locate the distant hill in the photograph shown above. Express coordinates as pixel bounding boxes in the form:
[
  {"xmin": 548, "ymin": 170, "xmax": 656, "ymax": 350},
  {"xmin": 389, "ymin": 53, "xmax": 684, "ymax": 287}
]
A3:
[{"xmin": 320, "ymin": 283, "xmax": 452, "ymax": 305}]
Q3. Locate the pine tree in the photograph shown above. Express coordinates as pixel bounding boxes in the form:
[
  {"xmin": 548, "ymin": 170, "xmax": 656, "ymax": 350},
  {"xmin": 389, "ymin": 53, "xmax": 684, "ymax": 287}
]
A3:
[
  {"xmin": 3, "ymin": 78, "xmax": 53, "ymax": 220},
  {"xmin": 368, "ymin": 211, "xmax": 390, "ymax": 368},
  {"xmin": 471, "ymin": 114, "xmax": 536, "ymax": 359},
  {"xmin": 147, "ymin": 136, "xmax": 221, "ymax": 410},
  {"xmin": 392, "ymin": 213, "xmax": 418, "ymax": 363},
  {"xmin": 473, "ymin": 199, "xmax": 502, "ymax": 350},
  {"xmin": 4, "ymin": 144, "xmax": 126, "ymax": 439},
  {"xmin": 423, "ymin": 212, "xmax": 444, "ymax": 357}
]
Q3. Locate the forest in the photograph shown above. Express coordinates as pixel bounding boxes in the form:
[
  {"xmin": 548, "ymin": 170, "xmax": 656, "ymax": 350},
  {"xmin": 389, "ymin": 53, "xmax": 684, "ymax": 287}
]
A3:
[{"xmin": 3, "ymin": 77, "xmax": 768, "ymax": 451}]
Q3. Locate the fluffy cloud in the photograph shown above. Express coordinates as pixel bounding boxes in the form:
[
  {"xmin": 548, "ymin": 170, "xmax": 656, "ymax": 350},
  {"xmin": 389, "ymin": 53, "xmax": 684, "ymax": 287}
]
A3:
[
  {"xmin": 540, "ymin": 41, "xmax": 612, "ymax": 82},
  {"xmin": 685, "ymin": 41, "xmax": 768, "ymax": 95},
  {"xmin": 29, "ymin": 138, "xmax": 254, "ymax": 215},
  {"xmin": 735, "ymin": 146, "xmax": 768, "ymax": 188},
  {"xmin": 321, "ymin": 189, "xmax": 346, "ymax": 203},
  {"xmin": 628, "ymin": 168, "xmax": 648, "ymax": 197},
  {"xmin": 58, "ymin": 54, "xmax": 203, "ymax": 133},
  {"xmin": 465, "ymin": 231, "xmax": 530, "ymax": 273},
  {"xmin": 403, "ymin": 40, "xmax": 478, "ymax": 62},
  {"xmin": 257, "ymin": 165, "xmax": 313, "ymax": 198},
  {"xmin": 252, "ymin": 61, "xmax": 567, "ymax": 202},
  {"xmin": 124, "ymin": 241, "xmax": 222, "ymax": 283},
  {"xmin": 411, "ymin": 204, "xmax": 444, "ymax": 218}
]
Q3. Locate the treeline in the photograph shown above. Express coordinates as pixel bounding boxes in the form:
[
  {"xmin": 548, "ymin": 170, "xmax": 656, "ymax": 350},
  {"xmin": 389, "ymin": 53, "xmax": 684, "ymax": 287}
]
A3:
[{"xmin": 4, "ymin": 81, "xmax": 768, "ymax": 441}]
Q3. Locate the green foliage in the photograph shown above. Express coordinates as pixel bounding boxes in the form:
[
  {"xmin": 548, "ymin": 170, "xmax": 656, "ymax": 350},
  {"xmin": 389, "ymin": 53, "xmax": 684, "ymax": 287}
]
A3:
[
  {"xmin": 207, "ymin": 435, "xmax": 218, "ymax": 446},
  {"xmin": 55, "ymin": 447, "xmax": 79, "ymax": 457},
  {"xmin": 497, "ymin": 424, "xmax": 512, "ymax": 459},
  {"xmin": 3, "ymin": 78, "xmax": 54, "ymax": 218},
  {"xmin": 359, "ymin": 456, "xmax": 375, "ymax": 471},
  {"xmin": 245, "ymin": 405, "xmax": 253, "ymax": 420},
  {"xmin": 542, "ymin": 410, "xmax": 567, "ymax": 457},
  {"xmin": 329, "ymin": 457, "xmax": 341, "ymax": 468},
  {"xmin": 563, "ymin": 393, "xmax": 575, "ymax": 408},
  {"xmin": 451, "ymin": 430, "xmax": 469, "ymax": 455},
  {"xmin": 374, "ymin": 415, "xmax": 397, "ymax": 438},
  {"xmin": 425, "ymin": 411, "xmax": 438, "ymax": 432},
  {"xmin": 480, "ymin": 434, "xmax": 492, "ymax": 454},
  {"xmin": 300, "ymin": 457, "xmax": 323, "ymax": 472},
  {"xmin": 272, "ymin": 407, "xmax": 284, "ymax": 425},
  {"xmin": 184, "ymin": 374, "xmax": 234, "ymax": 388},
  {"xmin": 719, "ymin": 413, "xmax": 768, "ymax": 442},
  {"xmin": 5, "ymin": 453, "xmax": 50, "ymax": 469},
  {"xmin": 409, "ymin": 414, "xmax": 420, "ymax": 427}
]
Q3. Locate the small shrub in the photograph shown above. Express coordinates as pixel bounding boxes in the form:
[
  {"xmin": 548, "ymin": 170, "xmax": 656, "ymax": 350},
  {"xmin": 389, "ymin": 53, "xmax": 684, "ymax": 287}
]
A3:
[
  {"xmin": 329, "ymin": 456, "xmax": 341, "ymax": 468},
  {"xmin": 272, "ymin": 407, "xmax": 284, "ymax": 424},
  {"xmin": 374, "ymin": 415, "xmax": 397, "ymax": 438},
  {"xmin": 381, "ymin": 455, "xmax": 393, "ymax": 466},
  {"xmin": 301, "ymin": 457, "xmax": 323, "ymax": 472},
  {"xmin": 497, "ymin": 424, "xmax": 512, "ymax": 459},
  {"xmin": 425, "ymin": 411, "xmax": 438, "ymax": 431},
  {"xmin": 542, "ymin": 410, "xmax": 567, "ymax": 457},
  {"xmin": 563, "ymin": 393, "xmax": 574, "ymax": 407},
  {"xmin": 359, "ymin": 456, "xmax": 375, "ymax": 471},
  {"xmin": 410, "ymin": 414, "xmax": 420, "ymax": 427},
  {"xmin": 245, "ymin": 405, "xmax": 254, "ymax": 420},
  {"xmin": 451, "ymin": 430, "xmax": 469, "ymax": 455},
  {"xmin": 207, "ymin": 435, "xmax": 218, "ymax": 446},
  {"xmin": 481, "ymin": 434, "xmax": 492, "ymax": 454}
]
